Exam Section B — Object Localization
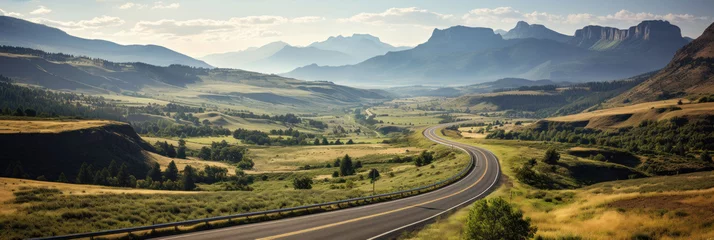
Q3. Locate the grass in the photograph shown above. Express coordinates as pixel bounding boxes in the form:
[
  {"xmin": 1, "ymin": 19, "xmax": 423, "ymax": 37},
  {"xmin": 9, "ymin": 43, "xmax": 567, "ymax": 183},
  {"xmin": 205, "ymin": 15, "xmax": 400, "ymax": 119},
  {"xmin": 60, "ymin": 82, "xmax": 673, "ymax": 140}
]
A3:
[
  {"xmin": 406, "ymin": 130, "xmax": 714, "ymax": 240},
  {"xmin": 0, "ymin": 119, "xmax": 120, "ymax": 134},
  {"xmin": 0, "ymin": 125, "xmax": 471, "ymax": 240},
  {"xmin": 546, "ymin": 100, "xmax": 714, "ymax": 129}
]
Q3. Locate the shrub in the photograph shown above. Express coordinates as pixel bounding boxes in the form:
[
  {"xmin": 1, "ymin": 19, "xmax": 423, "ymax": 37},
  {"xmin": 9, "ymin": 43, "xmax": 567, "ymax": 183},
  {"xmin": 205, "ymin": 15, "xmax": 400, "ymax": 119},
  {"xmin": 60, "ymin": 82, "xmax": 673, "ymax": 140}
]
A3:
[
  {"xmin": 463, "ymin": 198, "xmax": 536, "ymax": 240},
  {"xmin": 292, "ymin": 177, "xmax": 313, "ymax": 190},
  {"xmin": 542, "ymin": 148, "xmax": 560, "ymax": 165}
]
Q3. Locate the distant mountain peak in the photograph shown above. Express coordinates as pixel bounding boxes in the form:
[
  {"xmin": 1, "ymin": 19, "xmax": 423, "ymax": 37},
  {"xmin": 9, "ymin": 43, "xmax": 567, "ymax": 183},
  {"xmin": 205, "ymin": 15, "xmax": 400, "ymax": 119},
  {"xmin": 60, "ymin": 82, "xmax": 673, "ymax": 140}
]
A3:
[
  {"xmin": 0, "ymin": 16, "xmax": 211, "ymax": 68},
  {"xmin": 502, "ymin": 21, "xmax": 570, "ymax": 42}
]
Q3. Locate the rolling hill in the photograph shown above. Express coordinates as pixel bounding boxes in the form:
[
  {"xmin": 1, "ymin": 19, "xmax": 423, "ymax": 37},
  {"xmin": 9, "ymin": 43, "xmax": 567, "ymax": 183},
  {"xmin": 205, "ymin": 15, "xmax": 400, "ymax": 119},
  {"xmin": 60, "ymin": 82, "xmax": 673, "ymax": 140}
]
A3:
[
  {"xmin": 0, "ymin": 46, "xmax": 390, "ymax": 113},
  {"xmin": 285, "ymin": 20, "xmax": 691, "ymax": 86},
  {"xmin": 0, "ymin": 16, "xmax": 211, "ymax": 68},
  {"xmin": 609, "ymin": 21, "xmax": 714, "ymax": 105}
]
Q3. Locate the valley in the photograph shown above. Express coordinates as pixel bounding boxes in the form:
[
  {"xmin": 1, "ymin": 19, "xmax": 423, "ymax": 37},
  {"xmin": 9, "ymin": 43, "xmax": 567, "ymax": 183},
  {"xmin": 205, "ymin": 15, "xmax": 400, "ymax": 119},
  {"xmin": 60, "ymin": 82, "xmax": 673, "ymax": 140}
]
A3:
[{"xmin": 0, "ymin": 3, "xmax": 713, "ymax": 240}]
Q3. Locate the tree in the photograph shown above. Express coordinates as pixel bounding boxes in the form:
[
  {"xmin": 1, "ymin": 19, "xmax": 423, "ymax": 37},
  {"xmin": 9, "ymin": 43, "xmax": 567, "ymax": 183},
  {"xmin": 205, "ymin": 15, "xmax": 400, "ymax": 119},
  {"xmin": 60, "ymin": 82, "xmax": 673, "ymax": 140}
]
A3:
[
  {"xmin": 108, "ymin": 160, "xmax": 118, "ymax": 176},
  {"xmin": 76, "ymin": 163, "xmax": 93, "ymax": 184},
  {"xmin": 177, "ymin": 139, "xmax": 187, "ymax": 159},
  {"xmin": 334, "ymin": 139, "xmax": 343, "ymax": 145},
  {"xmin": 332, "ymin": 171, "xmax": 339, "ymax": 178},
  {"xmin": 147, "ymin": 162, "xmax": 163, "ymax": 182},
  {"xmin": 24, "ymin": 108, "xmax": 37, "ymax": 117},
  {"xmin": 354, "ymin": 161, "xmax": 363, "ymax": 169},
  {"xmin": 58, "ymin": 172, "xmax": 68, "ymax": 183},
  {"xmin": 542, "ymin": 148, "xmax": 560, "ymax": 165},
  {"xmin": 339, "ymin": 154, "xmax": 355, "ymax": 176},
  {"xmin": 463, "ymin": 198, "xmax": 536, "ymax": 240},
  {"xmin": 368, "ymin": 168, "xmax": 380, "ymax": 195},
  {"xmin": 166, "ymin": 143, "xmax": 177, "ymax": 158},
  {"xmin": 701, "ymin": 151, "xmax": 712, "ymax": 163},
  {"xmin": 181, "ymin": 165, "xmax": 196, "ymax": 190},
  {"xmin": 165, "ymin": 160, "xmax": 179, "ymax": 181},
  {"xmin": 13, "ymin": 108, "xmax": 24, "ymax": 116},
  {"xmin": 333, "ymin": 158, "xmax": 340, "ymax": 167},
  {"xmin": 116, "ymin": 163, "xmax": 129, "ymax": 187},
  {"xmin": 198, "ymin": 146, "xmax": 212, "ymax": 160},
  {"xmin": 313, "ymin": 138, "xmax": 320, "ymax": 145},
  {"xmin": 346, "ymin": 139, "xmax": 354, "ymax": 144},
  {"xmin": 293, "ymin": 176, "xmax": 313, "ymax": 189},
  {"xmin": 321, "ymin": 137, "xmax": 329, "ymax": 145}
]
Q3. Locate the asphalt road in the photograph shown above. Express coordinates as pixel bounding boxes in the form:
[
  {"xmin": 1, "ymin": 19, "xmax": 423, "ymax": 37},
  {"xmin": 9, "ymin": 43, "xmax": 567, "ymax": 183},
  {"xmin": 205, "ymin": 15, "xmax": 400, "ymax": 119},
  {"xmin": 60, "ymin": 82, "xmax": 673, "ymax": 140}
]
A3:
[{"xmin": 155, "ymin": 123, "xmax": 501, "ymax": 240}]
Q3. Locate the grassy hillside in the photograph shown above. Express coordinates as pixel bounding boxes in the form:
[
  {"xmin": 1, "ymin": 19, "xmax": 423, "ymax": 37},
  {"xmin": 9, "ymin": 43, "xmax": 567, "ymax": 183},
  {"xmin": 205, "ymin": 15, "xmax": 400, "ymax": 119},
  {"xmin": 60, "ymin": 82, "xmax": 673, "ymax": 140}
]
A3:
[
  {"xmin": 0, "ymin": 46, "xmax": 389, "ymax": 114},
  {"xmin": 608, "ymin": 22, "xmax": 714, "ymax": 106},
  {"xmin": 409, "ymin": 130, "xmax": 714, "ymax": 240},
  {"xmin": 444, "ymin": 72, "xmax": 653, "ymax": 118}
]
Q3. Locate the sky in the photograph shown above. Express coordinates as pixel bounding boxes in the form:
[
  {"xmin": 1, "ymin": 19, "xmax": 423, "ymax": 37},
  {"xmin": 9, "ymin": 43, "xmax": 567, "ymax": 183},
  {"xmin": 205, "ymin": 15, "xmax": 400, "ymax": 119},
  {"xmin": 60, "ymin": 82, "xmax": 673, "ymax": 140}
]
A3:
[{"xmin": 1, "ymin": 0, "xmax": 712, "ymax": 57}]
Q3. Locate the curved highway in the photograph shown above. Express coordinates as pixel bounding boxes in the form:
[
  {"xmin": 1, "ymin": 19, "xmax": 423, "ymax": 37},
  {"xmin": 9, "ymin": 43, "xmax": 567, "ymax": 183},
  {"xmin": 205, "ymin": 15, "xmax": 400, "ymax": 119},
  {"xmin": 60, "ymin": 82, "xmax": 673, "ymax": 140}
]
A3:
[{"xmin": 156, "ymin": 123, "xmax": 501, "ymax": 240}]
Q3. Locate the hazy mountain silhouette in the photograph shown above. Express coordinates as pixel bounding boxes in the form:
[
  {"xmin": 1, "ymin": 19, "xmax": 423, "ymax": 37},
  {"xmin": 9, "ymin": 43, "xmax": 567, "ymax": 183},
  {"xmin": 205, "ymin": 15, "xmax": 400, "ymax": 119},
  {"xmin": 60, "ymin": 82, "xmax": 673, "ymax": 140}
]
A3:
[
  {"xmin": 201, "ymin": 41, "xmax": 289, "ymax": 69},
  {"xmin": 202, "ymin": 34, "xmax": 408, "ymax": 73},
  {"xmin": 502, "ymin": 21, "xmax": 571, "ymax": 42},
  {"xmin": 285, "ymin": 20, "xmax": 691, "ymax": 86},
  {"xmin": 0, "ymin": 16, "xmax": 211, "ymax": 68}
]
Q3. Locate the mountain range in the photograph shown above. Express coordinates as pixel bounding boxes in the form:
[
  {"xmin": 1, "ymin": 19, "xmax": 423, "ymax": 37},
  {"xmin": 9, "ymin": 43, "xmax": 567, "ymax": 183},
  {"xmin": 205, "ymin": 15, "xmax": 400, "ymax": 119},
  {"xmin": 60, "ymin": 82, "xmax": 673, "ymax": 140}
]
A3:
[
  {"xmin": 0, "ymin": 16, "xmax": 211, "ymax": 68},
  {"xmin": 201, "ymin": 34, "xmax": 409, "ymax": 73},
  {"xmin": 609, "ymin": 21, "xmax": 714, "ymax": 105},
  {"xmin": 285, "ymin": 20, "xmax": 693, "ymax": 86}
]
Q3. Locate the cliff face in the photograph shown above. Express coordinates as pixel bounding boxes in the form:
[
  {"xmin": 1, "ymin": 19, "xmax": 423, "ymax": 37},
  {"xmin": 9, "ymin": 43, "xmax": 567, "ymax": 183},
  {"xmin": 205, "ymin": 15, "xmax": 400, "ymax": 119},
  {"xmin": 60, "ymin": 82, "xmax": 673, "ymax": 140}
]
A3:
[
  {"xmin": 0, "ymin": 121, "xmax": 154, "ymax": 180},
  {"xmin": 609, "ymin": 22, "xmax": 714, "ymax": 105},
  {"xmin": 569, "ymin": 20, "xmax": 688, "ymax": 51},
  {"xmin": 417, "ymin": 26, "xmax": 506, "ymax": 54}
]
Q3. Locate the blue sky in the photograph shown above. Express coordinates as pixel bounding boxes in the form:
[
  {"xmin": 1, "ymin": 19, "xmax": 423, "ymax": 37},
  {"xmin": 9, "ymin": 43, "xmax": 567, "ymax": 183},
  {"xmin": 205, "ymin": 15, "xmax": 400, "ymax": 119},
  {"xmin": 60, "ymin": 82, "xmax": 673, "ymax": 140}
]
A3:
[{"xmin": 1, "ymin": 0, "xmax": 711, "ymax": 57}]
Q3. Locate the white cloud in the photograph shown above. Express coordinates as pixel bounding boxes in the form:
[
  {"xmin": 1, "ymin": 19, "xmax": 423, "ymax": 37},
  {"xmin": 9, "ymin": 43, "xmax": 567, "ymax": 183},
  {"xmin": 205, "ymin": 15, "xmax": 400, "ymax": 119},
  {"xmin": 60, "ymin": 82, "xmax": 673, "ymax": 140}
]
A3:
[
  {"xmin": 119, "ymin": 2, "xmax": 148, "ymax": 10},
  {"xmin": 0, "ymin": 8, "xmax": 24, "ymax": 17},
  {"xmin": 339, "ymin": 7, "xmax": 454, "ymax": 27},
  {"xmin": 152, "ymin": 1, "xmax": 180, "ymax": 9},
  {"xmin": 291, "ymin": 16, "xmax": 325, "ymax": 23},
  {"xmin": 118, "ymin": 2, "xmax": 179, "ymax": 10},
  {"xmin": 30, "ymin": 5, "xmax": 52, "ymax": 15},
  {"xmin": 31, "ymin": 16, "xmax": 126, "ymax": 30},
  {"xmin": 131, "ymin": 16, "xmax": 288, "ymax": 36},
  {"xmin": 462, "ymin": 7, "xmax": 524, "ymax": 25}
]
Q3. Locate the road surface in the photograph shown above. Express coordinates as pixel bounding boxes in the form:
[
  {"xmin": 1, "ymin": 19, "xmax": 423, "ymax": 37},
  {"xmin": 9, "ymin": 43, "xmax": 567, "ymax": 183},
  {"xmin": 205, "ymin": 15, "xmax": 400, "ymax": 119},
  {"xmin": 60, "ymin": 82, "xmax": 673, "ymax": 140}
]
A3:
[{"xmin": 156, "ymin": 123, "xmax": 501, "ymax": 240}]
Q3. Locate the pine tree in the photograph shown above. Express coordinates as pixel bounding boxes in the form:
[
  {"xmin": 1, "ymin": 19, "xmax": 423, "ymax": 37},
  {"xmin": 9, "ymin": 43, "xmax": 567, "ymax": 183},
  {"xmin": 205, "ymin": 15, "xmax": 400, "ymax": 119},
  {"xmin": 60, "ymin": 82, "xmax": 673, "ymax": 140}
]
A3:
[
  {"xmin": 321, "ymin": 137, "xmax": 329, "ymax": 145},
  {"xmin": 148, "ymin": 162, "xmax": 163, "ymax": 182},
  {"xmin": 165, "ymin": 160, "xmax": 179, "ymax": 181},
  {"xmin": 58, "ymin": 172, "xmax": 68, "ymax": 183},
  {"xmin": 116, "ymin": 163, "xmax": 129, "ymax": 187},
  {"xmin": 108, "ymin": 160, "xmax": 118, "ymax": 176},
  {"xmin": 181, "ymin": 165, "xmax": 196, "ymax": 191},
  {"xmin": 339, "ymin": 154, "xmax": 354, "ymax": 176},
  {"xmin": 177, "ymin": 139, "xmax": 187, "ymax": 159}
]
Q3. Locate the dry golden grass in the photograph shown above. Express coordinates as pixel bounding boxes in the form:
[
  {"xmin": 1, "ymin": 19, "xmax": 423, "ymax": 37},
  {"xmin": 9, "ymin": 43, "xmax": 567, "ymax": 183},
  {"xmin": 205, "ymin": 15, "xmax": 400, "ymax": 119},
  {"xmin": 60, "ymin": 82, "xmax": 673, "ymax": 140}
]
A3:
[
  {"xmin": 249, "ymin": 144, "xmax": 422, "ymax": 171},
  {"xmin": 0, "ymin": 177, "xmax": 197, "ymax": 214},
  {"xmin": 0, "ymin": 120, "xmax": 120, "ymax": 134},
  {"xmin": 546, "ymin": 100, "xmax": 714, "ymax": 129},
  {"xmin": 145, "ymin": 152, "xmax": 237, "ymax": 175}
]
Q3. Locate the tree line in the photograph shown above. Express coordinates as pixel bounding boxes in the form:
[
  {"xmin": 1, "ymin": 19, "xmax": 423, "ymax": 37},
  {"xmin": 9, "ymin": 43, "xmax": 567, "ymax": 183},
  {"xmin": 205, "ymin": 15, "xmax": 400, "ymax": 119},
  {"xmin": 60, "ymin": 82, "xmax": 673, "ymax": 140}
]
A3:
[
  {"xmin": 198, "ymin": 140, "xmax": 254, "ymax": 169},
  {"xmin": 488, "ymin": 117, "xmax": 714, "ymax": 163},
  {"xmin": 132, "ymin": 120, "xmax": 231, "ymax": 138}
]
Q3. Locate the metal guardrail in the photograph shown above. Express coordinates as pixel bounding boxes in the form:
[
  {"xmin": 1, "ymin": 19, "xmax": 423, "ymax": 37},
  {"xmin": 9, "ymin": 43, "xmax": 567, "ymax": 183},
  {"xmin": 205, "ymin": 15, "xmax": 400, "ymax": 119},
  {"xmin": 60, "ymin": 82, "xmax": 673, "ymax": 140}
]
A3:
[{"xmin": 33, "ymin": 126, "xmax": 476, "ymax": 240}]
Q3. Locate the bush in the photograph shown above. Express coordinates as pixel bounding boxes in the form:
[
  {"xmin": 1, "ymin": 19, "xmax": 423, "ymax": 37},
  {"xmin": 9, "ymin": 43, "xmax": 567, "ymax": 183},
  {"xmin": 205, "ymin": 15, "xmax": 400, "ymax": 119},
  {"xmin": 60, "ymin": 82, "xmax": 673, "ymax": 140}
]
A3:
[
  {"xmin": 463, "ymin": 198, "xmax": 536, "ymax": 240},
  {"xmin": 542, "ymin": 148, "xmax": 560, "ymax": 165},
  {"xmin": 292, "ymin": 176, "xmax": 313, "ymax": 190}
]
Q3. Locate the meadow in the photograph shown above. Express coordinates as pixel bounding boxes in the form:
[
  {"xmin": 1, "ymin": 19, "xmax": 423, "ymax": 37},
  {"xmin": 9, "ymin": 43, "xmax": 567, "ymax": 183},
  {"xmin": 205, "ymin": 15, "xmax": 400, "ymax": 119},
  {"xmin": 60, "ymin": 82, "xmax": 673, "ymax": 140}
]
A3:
[{"xmin": 405, "ymin": 126, "xmax": 714, "ymax": 240}]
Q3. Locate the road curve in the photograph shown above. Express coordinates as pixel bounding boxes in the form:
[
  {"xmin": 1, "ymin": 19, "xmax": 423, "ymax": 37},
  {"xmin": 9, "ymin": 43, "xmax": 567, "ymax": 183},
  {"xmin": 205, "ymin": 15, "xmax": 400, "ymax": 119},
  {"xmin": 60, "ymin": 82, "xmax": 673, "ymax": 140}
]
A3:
[{"xmin": 155, "ymin": 124, "xmax": 501, "ymax": 240}]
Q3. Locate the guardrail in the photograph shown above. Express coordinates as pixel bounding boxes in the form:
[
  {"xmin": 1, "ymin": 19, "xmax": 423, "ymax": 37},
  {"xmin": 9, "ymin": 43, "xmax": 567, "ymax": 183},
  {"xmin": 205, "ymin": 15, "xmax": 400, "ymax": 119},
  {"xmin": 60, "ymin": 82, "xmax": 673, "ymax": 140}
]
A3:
[{"xmin": 33, "ymin": 126, "xmax": 476, "ymax": 240}]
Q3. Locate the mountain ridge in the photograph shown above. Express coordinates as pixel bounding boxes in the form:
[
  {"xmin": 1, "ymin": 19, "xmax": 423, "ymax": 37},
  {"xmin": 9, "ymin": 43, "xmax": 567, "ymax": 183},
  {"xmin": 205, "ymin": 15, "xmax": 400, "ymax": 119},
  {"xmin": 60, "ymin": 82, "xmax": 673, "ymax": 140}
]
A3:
[{"xmin": 0, "ymin": 16, "xmax": 211, "ymax": 68}]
